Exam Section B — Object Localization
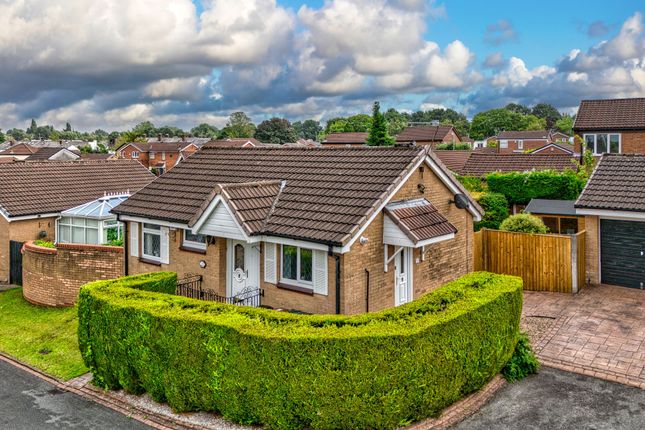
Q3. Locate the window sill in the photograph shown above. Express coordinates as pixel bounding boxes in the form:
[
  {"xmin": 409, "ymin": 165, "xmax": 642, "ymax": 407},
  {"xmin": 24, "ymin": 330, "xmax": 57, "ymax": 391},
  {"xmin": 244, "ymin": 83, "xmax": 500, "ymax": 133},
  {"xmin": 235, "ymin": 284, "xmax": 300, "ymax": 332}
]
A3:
[
  {"xmin": 179, "ymin": 245, "xmax": 207, "ymax": 255},
  {"xmin": 276, "ymin": 282, "xmax": 314, "ymax": 296},
  {"xmin": 139, "ymin": 257, "xmax": 162, "ymax": 266}
]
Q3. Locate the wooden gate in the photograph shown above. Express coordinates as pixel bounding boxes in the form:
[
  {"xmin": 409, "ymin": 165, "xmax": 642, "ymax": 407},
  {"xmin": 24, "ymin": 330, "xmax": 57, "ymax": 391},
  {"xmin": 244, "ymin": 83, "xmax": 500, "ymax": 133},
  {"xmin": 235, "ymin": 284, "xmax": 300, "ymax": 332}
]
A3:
[
  {"xmin": 473, "ymin": 229, "xmax": 585, "ymax": 293},
  {"xmin": 9, "ymin": 240, "xmax": 24, "ymax": 286}
]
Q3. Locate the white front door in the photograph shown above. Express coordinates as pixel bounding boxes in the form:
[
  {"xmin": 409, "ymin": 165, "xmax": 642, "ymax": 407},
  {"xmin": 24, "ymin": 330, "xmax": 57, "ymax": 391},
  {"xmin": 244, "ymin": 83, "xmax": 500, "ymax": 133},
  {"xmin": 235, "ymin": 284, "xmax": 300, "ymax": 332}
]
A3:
[
  {"xmin": 394, "ymin": 247, "xmax": 413, "ymax": 306},
  {"xmin": 229, "ymin": 240, "xmax": 260, "ymax": 297}
]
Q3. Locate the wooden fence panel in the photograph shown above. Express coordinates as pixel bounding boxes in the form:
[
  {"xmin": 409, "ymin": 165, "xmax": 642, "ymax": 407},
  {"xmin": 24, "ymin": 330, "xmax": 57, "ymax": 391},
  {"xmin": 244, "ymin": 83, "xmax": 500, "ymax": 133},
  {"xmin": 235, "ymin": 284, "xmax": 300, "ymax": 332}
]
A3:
[
  {"xmin": 576, "ymin": 231, "xmax": 586, "ymax": 291},
  {"xmin": 474, "ymin": 229, "xmax": 585, "ymax": 293}
]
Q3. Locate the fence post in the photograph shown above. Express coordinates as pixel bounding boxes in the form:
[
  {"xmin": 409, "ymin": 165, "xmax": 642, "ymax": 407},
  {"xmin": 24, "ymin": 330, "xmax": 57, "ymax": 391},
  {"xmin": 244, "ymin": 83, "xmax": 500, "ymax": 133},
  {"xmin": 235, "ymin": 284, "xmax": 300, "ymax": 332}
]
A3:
[
  {"xmin": 570, "ymin": 234, "xmax": 578, "ymax": 294},
  {"xmin": 482, "ymin": 228, "xmax": 488, "ymax": 272}
]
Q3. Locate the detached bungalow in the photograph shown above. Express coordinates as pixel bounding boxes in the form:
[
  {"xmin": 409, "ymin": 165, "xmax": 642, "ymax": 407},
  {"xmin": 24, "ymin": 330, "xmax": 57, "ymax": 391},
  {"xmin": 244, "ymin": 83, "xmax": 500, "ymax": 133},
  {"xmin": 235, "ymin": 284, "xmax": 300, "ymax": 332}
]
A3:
[
  {"xmin": 575, "ymin": 154, "xmax": 645, "ymax": 290},
  {"xmin": 113, "ymin": 146, "xmax": 483, "ymax": 314},
  {"xmin": 0, "ymin": 160, "xmax": 155, "ymax": 284},
  {"xmin": 396, "ymin": 125, "xmax": 462, "ymax": 147}
]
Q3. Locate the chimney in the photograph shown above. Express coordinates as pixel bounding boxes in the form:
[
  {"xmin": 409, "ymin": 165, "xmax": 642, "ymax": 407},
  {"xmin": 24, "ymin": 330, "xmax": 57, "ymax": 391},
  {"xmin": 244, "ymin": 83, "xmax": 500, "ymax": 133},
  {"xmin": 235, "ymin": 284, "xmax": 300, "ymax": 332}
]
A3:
[{"xmin": 157, "ymin": 134, "xmax": 162, "ymax": 142}]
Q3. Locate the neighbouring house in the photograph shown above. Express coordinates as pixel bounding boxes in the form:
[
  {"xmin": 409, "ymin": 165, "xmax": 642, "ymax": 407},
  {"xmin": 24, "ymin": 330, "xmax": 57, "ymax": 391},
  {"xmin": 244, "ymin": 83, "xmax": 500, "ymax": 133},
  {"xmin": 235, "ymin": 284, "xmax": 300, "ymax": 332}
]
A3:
[
  {"xmin": 396, "ymin": 125, "xmax": 462, "ymax": 147},
  {"xmin": 575, "ymin": 154, "xmax": 645, "ymax": 290},
  {"xmin": 524, "ymin": 199, "xmax": 584, "ymax": 234},
  {"xmin": 24, "ymin": 147, "xmax": 81, "ymax": 161},
  {"xmin": 0, "ymin": 139, "xmax": 97, "ymax": 152},
  {"xmin": 0, "ymin": 142, "xmax": 36, "ymax": 160},
  {"xmin": 530, "ymin": 142, "xmax": 579, "ymax": 156},
  {"xmin": 432, "ymin": 150, "xmax": 473, "ymax": 175},
  {"xmin": 459, "ymin": 153, "xmax": 578, "ymax": 177},
  {"xmin": 207, "ymin": 138, "xmax": 264, "ymax": 148},
  {"xmin": 144, "ymin": 136, "xmax": 213, "ymax": 148},
  {"xmin": 574, "ymin": 97, "xmax": 645, "ymax": 156},
  {"xmin": 112, "ymin": 146, "xmax": 483, "ymax": 315},
  {"xmin": 117, "ymin": 141, "xmax": 199, "ymax": 174},
  {"xmin": 321, "ymin": 132, "xmax": 369, "ymax": 147},
  {"xmin": 0, "ymin": 160, "xmax": 155, "ymax": 285},
  {"xmin": 486, "ymin": 130, "xmax": 572, "ymax": 154}
]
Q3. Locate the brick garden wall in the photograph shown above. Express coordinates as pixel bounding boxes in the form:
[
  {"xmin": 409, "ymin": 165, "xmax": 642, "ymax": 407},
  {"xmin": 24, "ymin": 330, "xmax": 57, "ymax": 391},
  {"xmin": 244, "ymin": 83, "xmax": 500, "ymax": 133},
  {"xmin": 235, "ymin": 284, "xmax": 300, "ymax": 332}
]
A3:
[
  {"xmin": 22, "ymin": 241, "xmax": 124, "ymax": 306},
  {"xmin": 0, "ymin": 217, "xmax": 56, "ymax": 284}
]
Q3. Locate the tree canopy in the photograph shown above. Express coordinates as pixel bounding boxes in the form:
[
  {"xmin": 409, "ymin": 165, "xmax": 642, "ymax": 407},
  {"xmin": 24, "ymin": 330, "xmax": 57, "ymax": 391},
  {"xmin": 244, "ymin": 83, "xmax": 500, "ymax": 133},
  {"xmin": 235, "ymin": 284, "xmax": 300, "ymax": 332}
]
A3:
[
  {"xmin": 366, "ymin": 102, "xmax": 394, "ymax": 146},
  {"xmin": 470, "ymin": 108, "xmax": 546, "ymax": 140},
  {"xmin": 293, "ymin": 119, "xmax": 322, "ymax": 140},
  {"xmin": 220, "ymin": 112, "xmax": 256, "ymax": 138},
  {"xmin": 255, "ymin": 117, "xmax": 298, "ymax": 144}
]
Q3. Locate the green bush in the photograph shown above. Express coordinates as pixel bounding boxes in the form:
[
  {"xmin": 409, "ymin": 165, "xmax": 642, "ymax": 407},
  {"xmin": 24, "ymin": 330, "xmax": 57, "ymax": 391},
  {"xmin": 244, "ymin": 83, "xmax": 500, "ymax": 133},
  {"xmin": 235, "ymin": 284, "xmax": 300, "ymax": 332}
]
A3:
[
  {"xmin": 502, "ymin": 333, "xmax": 539, "ymax": 382},
  {"xmin": 475, "ymin": 192, "xmax": 509, "ymax": 231},
  {"xmin": 486, "ymin": 170, "xmax": 584, "ymax": 205},
  {"xmin": 500, "ymin": 214, "xmax": 548, "ymax": 234},
  {"xmin": 34, "ymin": 240, "xmax": 55, "ymax": 248},
  {"xmin": 457, "ymin": 175, "xmax": 487, "ymax": 193},
  {"xmin": 435, "ymin": 142, "xmax": 471, "ymax": 150},
  {"xmin": 78, "ymin": 271, "xmax": 522, "ymax": 430}
]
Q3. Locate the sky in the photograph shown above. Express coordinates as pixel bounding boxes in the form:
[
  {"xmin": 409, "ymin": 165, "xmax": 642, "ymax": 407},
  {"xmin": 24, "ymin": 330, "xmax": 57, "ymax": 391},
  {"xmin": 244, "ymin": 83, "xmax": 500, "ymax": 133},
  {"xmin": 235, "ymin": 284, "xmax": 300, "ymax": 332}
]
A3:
[{"xmin": 0, "ymin": 0, "xmax": 643, "ymax": 132}]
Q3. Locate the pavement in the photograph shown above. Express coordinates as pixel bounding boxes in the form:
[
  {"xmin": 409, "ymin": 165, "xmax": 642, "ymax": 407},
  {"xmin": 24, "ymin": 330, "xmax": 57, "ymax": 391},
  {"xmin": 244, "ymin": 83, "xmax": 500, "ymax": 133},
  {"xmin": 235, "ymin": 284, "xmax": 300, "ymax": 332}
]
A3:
[
  {"xmin": 523, "ymin": 283, "xmax": 645, "ymax": 389},
  {"xmin": 453, "ymin": 367, "xmax": 645, "ymax": 430},
  {"xmin": 0, "ymin": 359, "xmax": 151, "ymax": 430}
]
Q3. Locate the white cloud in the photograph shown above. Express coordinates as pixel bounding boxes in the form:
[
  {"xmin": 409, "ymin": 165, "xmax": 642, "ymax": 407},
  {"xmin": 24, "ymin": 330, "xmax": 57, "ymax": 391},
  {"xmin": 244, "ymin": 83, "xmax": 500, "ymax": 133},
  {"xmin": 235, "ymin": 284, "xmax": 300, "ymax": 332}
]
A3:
[
  {"xmin": 144, "ymin": 77, "xmax": 207, "ymax": 100},
  {"xmin": 491, "ymin": 57, "xmax": 555, "ymax": 87}
]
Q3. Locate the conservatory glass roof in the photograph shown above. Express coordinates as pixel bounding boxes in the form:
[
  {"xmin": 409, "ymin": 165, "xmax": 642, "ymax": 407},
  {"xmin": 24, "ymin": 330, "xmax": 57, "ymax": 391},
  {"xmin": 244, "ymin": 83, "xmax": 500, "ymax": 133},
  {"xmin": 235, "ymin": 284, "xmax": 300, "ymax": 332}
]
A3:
[{"xmin": 60, "ymin": 193, "xmax": 130, "ymax": 219}]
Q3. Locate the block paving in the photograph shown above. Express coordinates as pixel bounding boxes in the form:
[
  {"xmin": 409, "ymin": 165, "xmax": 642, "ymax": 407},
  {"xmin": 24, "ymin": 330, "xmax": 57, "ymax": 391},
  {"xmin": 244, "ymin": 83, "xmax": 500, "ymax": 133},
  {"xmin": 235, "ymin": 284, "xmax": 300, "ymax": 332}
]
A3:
[{"xmin": 523, "ymin": 283, "xmax": 645, "ymax": 390}]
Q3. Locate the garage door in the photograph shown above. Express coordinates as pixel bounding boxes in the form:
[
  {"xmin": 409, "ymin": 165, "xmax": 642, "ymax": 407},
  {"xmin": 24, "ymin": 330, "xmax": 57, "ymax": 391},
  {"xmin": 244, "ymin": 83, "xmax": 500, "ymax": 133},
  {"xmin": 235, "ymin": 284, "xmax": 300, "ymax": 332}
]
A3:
[{"xmin": 601, "ymin": 219, "xmax": 645, "ymax": 289}]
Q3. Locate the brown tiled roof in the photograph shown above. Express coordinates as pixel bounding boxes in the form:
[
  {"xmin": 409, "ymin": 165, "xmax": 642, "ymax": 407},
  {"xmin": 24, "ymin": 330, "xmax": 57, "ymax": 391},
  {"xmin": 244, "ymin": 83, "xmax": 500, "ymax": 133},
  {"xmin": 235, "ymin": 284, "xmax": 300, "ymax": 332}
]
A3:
[
  {"xmin": 496, "ymin": 130, "xmax": 550, "ymax": 140},
  {"xmin": 207, "ymin": 138, "xmax": 264, "ymax": 148},
  {"xmin": 531, "ymin": 143, "xmax": 575, "ymax": 155},
  {"xmin": 0, "ymin": 143, "xmax": 36, "ymax": 156},
  {"xmin": 219, "ymin": 181, "xmax": 284, "ymax": 235},
  {"xmin": 432, "ymin": 150, "xmax": 473, "ymax": 174},
  {"xmin": 460, "ymin": 154, "xmax": 578, "ymax": 177},
  {"xmin": 0, "ymin": 160, "xmax": 155, "ymax": 218},
  {"xmin": 396, "ymin": 125, "xmax": 456, "ymax": 142},
  {"xmin": 575, "ymin": 154, "xmax": 645, "ymax": 212},
  {"xmin": 114, "ymin": 147, "xmax": 439, "ymax": 245},
  {"xmin": 25, "ymin": 147, "xmax": 79, "ymax": 161},
  {"xmin": 322, "ymin": 132, "xmax": 369, "ymax": 144},
  {"xmin": 79, "ymin": 152, "xmax": 113, "ymax": 160},
  {"xmin": 384, "ymin": 199, "xmax": 457, "ymax": 244},
  {"xmin": 574, "ymin": 98, "xmax": 645, "ymax": 131}
]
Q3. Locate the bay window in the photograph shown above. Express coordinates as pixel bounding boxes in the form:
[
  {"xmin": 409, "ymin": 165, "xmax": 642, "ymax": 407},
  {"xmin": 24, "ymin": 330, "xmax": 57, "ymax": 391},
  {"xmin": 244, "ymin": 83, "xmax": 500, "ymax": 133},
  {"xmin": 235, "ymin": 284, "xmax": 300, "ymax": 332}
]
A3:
[
  {"xmin": 281, "ymin": 245, "xmax": 313, "ymax": 285},
  {"xmin": 584, "ymin": 133, "xmax": 620, "ymax": 155},
  {"xmin": 142, "ymin": 223, "xmax": 162, "ymax": 260}
]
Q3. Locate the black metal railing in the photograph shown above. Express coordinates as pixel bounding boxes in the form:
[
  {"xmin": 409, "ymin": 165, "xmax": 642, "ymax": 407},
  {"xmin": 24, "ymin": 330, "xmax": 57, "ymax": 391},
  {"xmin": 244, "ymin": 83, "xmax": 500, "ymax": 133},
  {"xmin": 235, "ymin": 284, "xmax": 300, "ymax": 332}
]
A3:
[{"xmin": 176, "ymin": 275, "xmax": 263, "ymax": 307}]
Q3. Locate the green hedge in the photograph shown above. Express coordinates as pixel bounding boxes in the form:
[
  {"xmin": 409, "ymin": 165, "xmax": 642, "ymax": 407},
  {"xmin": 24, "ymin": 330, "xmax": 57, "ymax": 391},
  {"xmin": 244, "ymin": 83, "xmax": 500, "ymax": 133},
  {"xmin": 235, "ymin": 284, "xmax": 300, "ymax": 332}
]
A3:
[
  {"xmin": 78, "ymin": 271, "xmax": 523, "ymax": 430},
  {"xmin": 486, "ymin": 170, "xmax": 584, "ymax": 205},
  {"xmin": 475, "ymin": 192, "xmax": 509, "ymax": 231}
]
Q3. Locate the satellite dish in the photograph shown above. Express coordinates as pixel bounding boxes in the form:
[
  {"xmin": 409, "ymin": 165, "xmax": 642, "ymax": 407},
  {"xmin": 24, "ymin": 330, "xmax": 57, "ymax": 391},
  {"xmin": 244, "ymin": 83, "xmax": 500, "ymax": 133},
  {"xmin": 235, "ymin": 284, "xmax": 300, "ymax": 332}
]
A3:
[{"xmin": 452, "ymin": 193, "xmax": 470, "ymax": 210}]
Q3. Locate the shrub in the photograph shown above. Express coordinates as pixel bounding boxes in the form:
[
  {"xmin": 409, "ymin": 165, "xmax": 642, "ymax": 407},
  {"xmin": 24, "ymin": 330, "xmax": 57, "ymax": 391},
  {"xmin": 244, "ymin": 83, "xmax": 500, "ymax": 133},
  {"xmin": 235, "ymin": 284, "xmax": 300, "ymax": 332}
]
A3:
[
  {"xmin": 502, "ymin": 333, "xmax": 539, "ymax": 382},
  {"xmin": 34, "ymin": 240, "xmax": 55, "ymax": 248},
  {"xmin": 435, "ymin": 142, "xmax": 471, "ymax": 150},
  {"xmin": 486, "ymin": 170, "xmax": 585, "ymax": 205},
  {"xmin": 500, "ymin": 214, "xmax": 548, "ymax": 234},
  {"xmin": 457, "ymin": 175, "xmax": 487, "ymax": 193},
  {"xmin": 78, "ymin": 272, "xmax": 523, "ymax": 430},
  {"xmin": 475, "ymin": 192, "xmax": 509, "ymax": 231}
]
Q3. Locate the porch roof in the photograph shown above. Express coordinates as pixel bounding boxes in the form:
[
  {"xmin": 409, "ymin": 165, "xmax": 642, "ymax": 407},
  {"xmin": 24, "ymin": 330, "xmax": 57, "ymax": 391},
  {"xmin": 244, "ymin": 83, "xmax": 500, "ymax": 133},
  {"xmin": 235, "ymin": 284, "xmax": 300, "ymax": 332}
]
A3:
[{"xmin": 384, "ymin": 198, "xmax": 457, "ymax": 246}]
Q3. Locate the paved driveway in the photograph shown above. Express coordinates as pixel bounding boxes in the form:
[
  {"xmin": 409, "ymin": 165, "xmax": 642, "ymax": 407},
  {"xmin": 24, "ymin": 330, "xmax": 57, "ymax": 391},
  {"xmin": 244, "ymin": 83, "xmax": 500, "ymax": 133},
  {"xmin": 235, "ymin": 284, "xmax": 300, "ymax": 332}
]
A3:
[
  {"xmin": 0, "ymin": 360, "xmax": 151, "ymax": 430},
  {"xmin": 454, "ymin": 367, "xmax": 645, "ymax": 430},
  {"xmin": 523, "ymin": 284, "xmax": 645, "ymax": 389}
]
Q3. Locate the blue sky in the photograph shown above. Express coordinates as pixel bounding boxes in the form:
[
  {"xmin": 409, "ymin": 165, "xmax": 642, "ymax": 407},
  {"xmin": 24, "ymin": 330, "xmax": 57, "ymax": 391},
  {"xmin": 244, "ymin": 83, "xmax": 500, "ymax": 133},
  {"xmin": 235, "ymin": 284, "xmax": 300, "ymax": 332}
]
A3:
[{"xmin": 0, "ymin": 0, "xmax": 643, "ymax": 131}]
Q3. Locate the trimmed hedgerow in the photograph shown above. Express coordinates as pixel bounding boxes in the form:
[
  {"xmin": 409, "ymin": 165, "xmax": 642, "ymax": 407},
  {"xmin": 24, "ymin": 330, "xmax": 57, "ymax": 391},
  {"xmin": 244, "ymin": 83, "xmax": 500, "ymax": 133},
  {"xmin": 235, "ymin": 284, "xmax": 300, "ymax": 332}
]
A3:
[
  {"xmin": 78, "ymin": 271, "xmax": 523, "ymax": 430},
  {"xmin": 474, "ymin": 192, "xmax": 509, "ymax": 231},
  {"xmin": 486, "ymin": 170, "xmax": 585, "ymax": 205}
]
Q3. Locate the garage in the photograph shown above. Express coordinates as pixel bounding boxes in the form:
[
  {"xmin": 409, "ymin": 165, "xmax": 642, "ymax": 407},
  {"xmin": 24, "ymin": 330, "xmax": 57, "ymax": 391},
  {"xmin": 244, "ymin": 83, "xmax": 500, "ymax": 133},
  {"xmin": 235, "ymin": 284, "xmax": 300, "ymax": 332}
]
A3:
[{"xmin": 600, "ymin": 219, "xmax": 645, "ymax": 289}]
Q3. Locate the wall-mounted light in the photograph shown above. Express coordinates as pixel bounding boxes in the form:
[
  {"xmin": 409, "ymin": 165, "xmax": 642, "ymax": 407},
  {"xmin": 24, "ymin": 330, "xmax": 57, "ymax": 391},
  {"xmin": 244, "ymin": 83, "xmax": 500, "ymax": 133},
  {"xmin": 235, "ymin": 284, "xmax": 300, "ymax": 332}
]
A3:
[
  {"xmin": 417, "ymin": 184, "xmax": 426, "ymax": 194},
  {"xmin": 199, "ymin": 260, "xmax": 207, "ymax": 269},
  {"xmin": 359, "ymin": 236, "xmax": 369, "ymax": 245}
]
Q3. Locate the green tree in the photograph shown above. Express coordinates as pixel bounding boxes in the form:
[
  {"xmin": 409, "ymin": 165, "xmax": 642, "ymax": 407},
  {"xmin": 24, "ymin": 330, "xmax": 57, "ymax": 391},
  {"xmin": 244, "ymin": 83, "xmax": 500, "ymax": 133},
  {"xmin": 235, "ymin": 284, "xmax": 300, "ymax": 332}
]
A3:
[
  {"xmin": 384, "ymin": 108, "xmax": 409, "ymax": 135},
  {"xmin": 190, "ymin": 123, "xmax": 219, "ymax": 138},
  {"xmin": 220, "ymin": 112, "xmax": 255, "ymax": 138},
  {"xmin": 504, "ymin": 103, "xmax": 531, "ymax": 115},
  {"xmin": 470, "ymin": 108, "xmax": 545, "ymax": 140},
  {"xmin": 293, "ymin": 119, "xmax": 322, "ymax": 140},
  {"xmin": 27, "ymin": 119, "xmax": 37, "ymax": 135},
  {"xmin": 344, "ymin": 114, "xmax": 372, "ymax": 132},
  {"xmin": 524, "ymin": 114, "xmax": 547, "ymax": 130},
  {"xmin": 64, "ymin": 122, "xmax": 72, "ymax": 132},
  {"xmin": 555, "ymin": 116, "xmax": 574, "ymax": 135},
  {"xmin": 366, "ymin": 102, "xmax": 394, "ymax": 146},
  {"xmin": 93, "ymin": 129, "xmax": 109, "ymax": 141},
  {"xmin": 6, "ymin": 128, "xmax": 29, "ymax": 141},
  {"xmin": 132, "ymin": 121, "xmax": 157, "ymax": 137},
  {"xmin": 531, "ymin": 103, "xmax": 561, "ymax": 128},
  {"xmin": 156, "ymin": 125, "xmax": 185, "ymax": 137},
  {"xmin": 115, "ymin": 130, "xmax": 146, "ymax": 149},
  {"xmin": 500, "ymin": 214, "xmax": 548, "ymax": 234},
  {"xmin": 254, "ymin": 117, "xmax": 298, "ymax": 144}
]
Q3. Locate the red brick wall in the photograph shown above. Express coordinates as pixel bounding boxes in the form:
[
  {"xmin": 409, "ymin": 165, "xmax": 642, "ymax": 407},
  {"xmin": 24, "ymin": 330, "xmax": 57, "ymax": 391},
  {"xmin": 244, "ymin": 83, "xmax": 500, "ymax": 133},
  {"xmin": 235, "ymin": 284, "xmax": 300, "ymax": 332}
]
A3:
[
  {"xmin": 22, "ymin": 242, "xmax": 124, "ymax": 306},
  {"xmin": 498, "ymin": 139, "xmax": 548, "ymax": 153},
  {"xmin": 0, "ymin": 217, "xmax": 56, "ymax": 283},
  {"xmin": 119, "ymin": 145, "xmax": 150, "ymax": 168}
]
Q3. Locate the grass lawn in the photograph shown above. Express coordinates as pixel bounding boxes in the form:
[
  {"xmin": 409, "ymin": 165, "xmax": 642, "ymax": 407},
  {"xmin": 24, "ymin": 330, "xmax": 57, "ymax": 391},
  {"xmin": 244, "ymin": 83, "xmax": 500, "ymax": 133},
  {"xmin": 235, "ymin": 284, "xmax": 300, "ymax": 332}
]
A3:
[{"xmin": 0, "ymin": 287, "xmax": 87, "ymax": 380}]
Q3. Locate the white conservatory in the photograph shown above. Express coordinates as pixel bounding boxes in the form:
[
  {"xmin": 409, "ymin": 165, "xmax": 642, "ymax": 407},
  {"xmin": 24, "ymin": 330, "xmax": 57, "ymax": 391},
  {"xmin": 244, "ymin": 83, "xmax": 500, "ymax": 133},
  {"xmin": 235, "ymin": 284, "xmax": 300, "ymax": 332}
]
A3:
[{"xmin": 56, "ymin": 194, "xmax": 129, "ymax": 245}]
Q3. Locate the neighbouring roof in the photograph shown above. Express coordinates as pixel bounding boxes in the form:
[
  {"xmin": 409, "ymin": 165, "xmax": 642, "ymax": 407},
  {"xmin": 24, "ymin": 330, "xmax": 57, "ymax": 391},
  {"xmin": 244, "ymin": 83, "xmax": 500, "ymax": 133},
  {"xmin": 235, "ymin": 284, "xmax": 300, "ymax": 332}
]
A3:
[
  {"xmin": 79, "ymin": 152, "xmax": 113, "ymax": 160},
  {"xmin": 432, "ymin": 150, "xmax": 473, "ymax": 175},
  {"xmin": 114, "ymin": 146, "xmax": 479, "ymax": 246},
  {"xmin": 61, "ymin": 194, "xmax": 130, "ymax": 219},
  {"xmin": 396, "ymin": 125, "xmax": 456, "ymax": 142},
  {"xmin": 0, "ymin": 160, "xmax": 155, "ymax": 218},
  {"xmin": 322, "ymin": 132, "xmax": 369, "ymax": 144},
  {"xmin": 0, "ymin": 142, "xmax": 36, "ymax": 156},
  {"xmin": 384, "ymin": 198, "xmax": 457, "ymax": 244},
  {"xmin": 575, "ymin": 154, "xmax": 645, "ymax": 212},
  {"xmin": 496, "ymin": 130, "xmax": 550, "ymax": 140},
  {"xmin": 574, "ymin": 98, "xmax": 645, "ymax": 131},
  {"xmin": 525, "ymin": 199, "xmax": 577, "ymax": 216},
  {"xmin": 460, "ymin": 154, "xmax": 578, "ymax": 177},
  {"xmin": 127, "ymin": 141, "xmax": 196, "ymax": 152},
  {"xmin": 207, "ymin": 138, "xmax": 264, "ymax": 148},
  {"xmin": 25, "ymin": 147, "xmax": 80, "ymax": 161},
  {"xmin": 0, "ymin": 140, "xmax": 93, "ymax": 151},
  {"xmin": 145, "ymin": 136, "xmax": 213, "ymax": 147},
  {"xmin": 531, "ymin": 143, "xmax": 575, "ymax": 155}
]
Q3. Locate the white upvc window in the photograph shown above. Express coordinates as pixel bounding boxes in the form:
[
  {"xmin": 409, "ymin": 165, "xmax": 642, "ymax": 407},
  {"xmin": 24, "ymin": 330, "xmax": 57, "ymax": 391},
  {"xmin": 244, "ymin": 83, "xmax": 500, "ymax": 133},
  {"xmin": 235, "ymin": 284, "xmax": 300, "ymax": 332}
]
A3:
[
  {"xmin": 281, "ymin": 245, "xmax": 313, "ymax": 286},
  {"xmin": 517, "ymin": 140, "xmax": 524, "ymax": 150},
  {"xmin": 142, "ymin": 223, "xmax": 162, "ymax": 261},
  {"xmin": 57, "ymin": 217, "xmax": 100, "ymax": 245},
  {"xmin": 499, "ymin": 140, "xmax": 508, "ymax": 149},
  {"xmin": 584, "ymin": 133, "xmax": 620, "ymax": 155},
  {"xmin": 150, "ymin": 152, "xmax": 156, "ymax": 159},
  {"xmin": 161, "ymin": 152, "xmax": 166, "ymax": 160},
  {"xmin": 131, "ymin": 151, "xmax": 140, "ymax": 159},
  {"xmin": 183, "ymin": 229, "xmax": 207, "ymax": 251}
]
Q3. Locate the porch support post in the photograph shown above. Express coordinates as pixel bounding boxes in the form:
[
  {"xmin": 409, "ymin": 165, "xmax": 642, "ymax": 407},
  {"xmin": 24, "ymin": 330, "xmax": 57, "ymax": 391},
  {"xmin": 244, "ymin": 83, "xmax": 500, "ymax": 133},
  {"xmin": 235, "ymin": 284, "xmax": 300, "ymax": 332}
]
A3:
[{"xmin": 571, "ymin": 234, "xmax": 578, "ymax": 294}]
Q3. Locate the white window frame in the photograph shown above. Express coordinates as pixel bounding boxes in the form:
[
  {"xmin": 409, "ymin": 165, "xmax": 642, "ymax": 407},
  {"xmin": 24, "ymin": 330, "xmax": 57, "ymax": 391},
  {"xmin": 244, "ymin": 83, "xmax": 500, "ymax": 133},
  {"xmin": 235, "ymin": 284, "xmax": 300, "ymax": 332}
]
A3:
[
  {"xmin": 280, "ymin": 245, "xmax": 313, "ymax": 287},
  {"xmin": 56, "ymin": 216, "xmax": 100, "ymax": 245},
  {"xmin": 517, "ymin": 139, "xmax": 524, "ymax": 150},
  {"xmin": 142, "ymin": 223, "xmax": 162, "ymax": 262},
  {"xmin": 131, "ymin": 151, "xmax": 140, "ymax": 159},
  {"xmin": 499, "ymin": 140, "xmax": 508, "ymax": 149},
  {"xmin": 150, "ymin": 151, "xmax": 156, "ymax": 159},
  {"xmin": 183, "ymin": 229, "xmax": 207, "ymax": 251},
  {"xmin": 583, "ymin": 133, "xmax": 621, "ymax": 155}
]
